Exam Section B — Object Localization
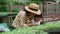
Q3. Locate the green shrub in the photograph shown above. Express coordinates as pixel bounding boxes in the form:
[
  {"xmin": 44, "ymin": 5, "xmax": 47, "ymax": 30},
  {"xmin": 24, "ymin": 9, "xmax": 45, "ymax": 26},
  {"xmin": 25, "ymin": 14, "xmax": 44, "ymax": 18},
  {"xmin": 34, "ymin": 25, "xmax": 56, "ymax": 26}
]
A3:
[
  {"xmin": 12, "ymin": 1, "xmax": 24, "ymax": 5},
  {"xmin": 0, "ymin": 0, "xmax": 9, "ymax": 5},
  {"xmin": 12, "ymin": 1, "xmax": 42, "ymax": 5},
  {"xmin": 1, "ymin": 26, "xmax": 48, "ymax": 34},
  {"xmin": 0, "ymin": 6, "xmax": 8, "ymax": 12},
  {"xmin": 1, "ymin": 21, "xmax": 60, "ymax": 34},
  {"xmin": 0, "ymin": 0, "xmax": 9, "ymax": 12},
  {"xmin": 25, "ymin": 1, "xmax": 42, "ymax": 5},
  {"xmin": 38, "ymin": 21, "xmax": 60, "ymax": 31},
  {"xmin": 12, "ymin": 9, "xmax": 19, "ymax": 12}
]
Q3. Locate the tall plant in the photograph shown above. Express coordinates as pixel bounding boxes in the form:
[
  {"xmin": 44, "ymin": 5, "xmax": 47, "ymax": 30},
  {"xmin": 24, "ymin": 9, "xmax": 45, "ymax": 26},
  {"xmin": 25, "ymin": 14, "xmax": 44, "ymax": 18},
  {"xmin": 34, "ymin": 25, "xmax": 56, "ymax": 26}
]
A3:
[
  {"xmin": 0, "ymin": 0, "xmax": 9, "ymax": 12},
  {"xmin": 0, "ymin": 6, "xmax": 8, "ymax": 12},
  {"xmin": 0, "ymin": 0, "xmax": 9, "ymax": 5}
]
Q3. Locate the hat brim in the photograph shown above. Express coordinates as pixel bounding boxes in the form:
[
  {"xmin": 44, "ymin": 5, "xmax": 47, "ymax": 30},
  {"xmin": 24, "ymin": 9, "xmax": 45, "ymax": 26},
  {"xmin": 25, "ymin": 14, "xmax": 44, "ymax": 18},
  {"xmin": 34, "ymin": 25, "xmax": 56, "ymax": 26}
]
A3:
[{"xmin": 25, "ymin": 6, "xmax": 41, "ymax": 15}]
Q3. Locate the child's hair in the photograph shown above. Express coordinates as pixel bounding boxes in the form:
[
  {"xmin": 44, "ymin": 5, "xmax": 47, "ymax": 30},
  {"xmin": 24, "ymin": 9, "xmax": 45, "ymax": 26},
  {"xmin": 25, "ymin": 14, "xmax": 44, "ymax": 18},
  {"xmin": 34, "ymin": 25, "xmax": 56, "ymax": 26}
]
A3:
[
  {"xmin": 34, "ymin": 14, "xmax": 44, "ymax": 24},
  {"xmin": 23, "ymin": 8, "xmax": 31, "ymax": 16},
  {"xmin": 34, "ymin": 14, "xmax": 42, "ymax": 18}
]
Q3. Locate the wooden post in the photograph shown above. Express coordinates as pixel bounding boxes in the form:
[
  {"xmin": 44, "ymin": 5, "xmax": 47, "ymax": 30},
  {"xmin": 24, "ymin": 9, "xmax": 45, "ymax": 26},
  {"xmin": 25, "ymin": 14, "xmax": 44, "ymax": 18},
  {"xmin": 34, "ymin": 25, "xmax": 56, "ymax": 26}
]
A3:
[
  {"xmin": 9, "ymin": 0, "xmax": 12, "ymax": 12},
  {"xmin": 8, "ymin": 0, "xmax": 13, "ymax": 27},
  {"xmin": 42, "ymin": 2, "xmax": 44, "ymax": 22}
]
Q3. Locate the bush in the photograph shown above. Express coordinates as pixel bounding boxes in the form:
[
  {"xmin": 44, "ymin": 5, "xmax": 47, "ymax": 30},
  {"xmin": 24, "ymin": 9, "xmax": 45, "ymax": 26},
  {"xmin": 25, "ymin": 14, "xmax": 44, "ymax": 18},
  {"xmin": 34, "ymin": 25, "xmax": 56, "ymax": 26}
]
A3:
[
  {"xmin": 1, "ymin": 21, "xmax": 60, "ymax": 34},
  {"xmin": 0, "ymin": 6, "xmax": 8, "ymax": 12},
  {"xmin": 25, "ymin": 1, "xmax": 42, "ymax": 5},
  {"xmin": 1, "ymin": 26, "xmax": 48, "ymax": 34},
  {"xmin": 12, "ymin": 1, "xmax": 42, "ymax": 5},
  {"xmin": 0, "ymin": 0, "xmax": 9, "ymax": 12},
  {"xmin": 12, "ymin": 9, "xmax": 19, "ymax": 12},
  {"xmin": 38, "ymin": 21, "xmax": 60, "ymax": 31},
  {"xmin": 0, "ymin": 0, "xmax": 9, "ymax": 5},
  {"xmin": 12, "ymin": 1, "xmax": 24, "ymax": 5}
]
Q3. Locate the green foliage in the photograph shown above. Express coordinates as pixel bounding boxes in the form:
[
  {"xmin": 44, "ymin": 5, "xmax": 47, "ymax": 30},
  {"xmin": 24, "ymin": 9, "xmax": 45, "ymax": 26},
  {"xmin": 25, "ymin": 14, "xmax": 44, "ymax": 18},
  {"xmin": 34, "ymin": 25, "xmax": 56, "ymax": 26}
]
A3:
[
  {"xmin": 25, "ymin": 1, "xmax": 41, "ymax": 5},
  {"xmin": 0, "ymin": 6, "xmax": 8, "ymax": 12},
  {"xmin": 1, "ymin": 21, "xmax": 60, "ymax": 34},
  {"xmin": 1, "ymin": 26, "xmax": 48, "ymax": 34},
  {"xmin": 12, "ymin": 1, "xmax": 24, "ymax": 5},
  {"xmin": 31, "ymin": 0, "xmax": 43, "ymax": 1},
  {"xmin": 0, "ymin": 0, "xmax": 9, "ymax": 12},
  {"xmin": 12, "ymin": 9, "xmax": 19, "ymax": 12},
  {"xmin": 12, "ymin": 1, "xmax": 42, "ymax": 5},
  {"xmin": 38, "ymin": 21, "xmax": 60, "ymax": 31},
  {"xmin": 0, "ymin": 0, "xmax": 9, "ymax": 5}
]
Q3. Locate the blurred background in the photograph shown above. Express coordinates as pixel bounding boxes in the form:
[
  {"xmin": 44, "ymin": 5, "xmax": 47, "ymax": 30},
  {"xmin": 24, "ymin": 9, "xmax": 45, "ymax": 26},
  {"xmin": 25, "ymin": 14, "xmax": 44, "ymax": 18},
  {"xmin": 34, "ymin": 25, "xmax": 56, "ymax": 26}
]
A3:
[
  {"xmin": 0, "ymin": 0, "xmax": 60, "ymax": 34},
  {"xmin": 0, "ymin": 0, "xmax": 60, "ymax": 29}
]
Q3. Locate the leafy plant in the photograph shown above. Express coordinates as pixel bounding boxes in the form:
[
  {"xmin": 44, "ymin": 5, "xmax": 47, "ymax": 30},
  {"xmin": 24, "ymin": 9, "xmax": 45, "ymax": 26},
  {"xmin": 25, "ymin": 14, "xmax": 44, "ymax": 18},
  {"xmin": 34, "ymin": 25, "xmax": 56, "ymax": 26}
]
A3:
[
  {"xmin": 0, "ymin": 6, "xmax": 8, "ymax": 12},
  {"xmin": 25, "ymin": 1, "xmax": 41, "ymax": 5},
  {"xmin": 1, "ymin": 26, "xmax": 47, "ymax": 34},
  {"xmin": 1, "ymin": 21, "xmax": 60, "ymax": 34},
  {"xmin": 38, "ymin": 21, "xmax": 60, "ymax": 31},
  {"xmin": 12, "ymin": 9, "xmax": 19, "ymax": 12},
  {"xmin": 0, "ymin": 0, "xmax": 9, "ymax": 5},
  {"xmin": 12, "ymin": 1, "xmax": 24, "ymax": 5}
]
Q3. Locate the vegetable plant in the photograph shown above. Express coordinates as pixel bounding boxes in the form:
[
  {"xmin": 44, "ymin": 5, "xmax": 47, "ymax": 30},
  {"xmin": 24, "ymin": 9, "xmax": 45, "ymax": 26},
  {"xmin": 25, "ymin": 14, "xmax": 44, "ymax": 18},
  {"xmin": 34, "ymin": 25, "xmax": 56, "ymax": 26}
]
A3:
[{"xmin": 1, "ymin": 21, "xmax": 60, "ymax": 34}]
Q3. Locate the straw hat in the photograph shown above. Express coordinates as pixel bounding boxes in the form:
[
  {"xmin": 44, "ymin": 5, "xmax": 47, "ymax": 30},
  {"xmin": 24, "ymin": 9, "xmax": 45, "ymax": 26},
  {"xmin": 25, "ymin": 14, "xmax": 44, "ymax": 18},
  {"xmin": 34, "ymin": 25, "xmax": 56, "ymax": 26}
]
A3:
[{"xmin": 25, "ymin": 3, "xmax": 41, "ymax": 15}]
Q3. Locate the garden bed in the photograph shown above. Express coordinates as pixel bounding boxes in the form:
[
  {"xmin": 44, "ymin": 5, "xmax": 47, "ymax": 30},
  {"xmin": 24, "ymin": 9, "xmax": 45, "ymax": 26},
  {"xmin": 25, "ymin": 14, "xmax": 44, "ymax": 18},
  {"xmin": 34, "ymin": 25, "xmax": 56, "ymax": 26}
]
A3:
[{"xmin": 1, "ymin": 21, "xmax": 60, "ymax": 34}]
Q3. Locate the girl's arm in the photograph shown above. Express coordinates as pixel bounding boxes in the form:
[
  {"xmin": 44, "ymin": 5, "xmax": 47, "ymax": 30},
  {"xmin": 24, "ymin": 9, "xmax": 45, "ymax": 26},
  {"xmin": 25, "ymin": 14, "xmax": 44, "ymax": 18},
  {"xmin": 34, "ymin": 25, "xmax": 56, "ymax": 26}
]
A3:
[{"xmin": 27, "ymin": 23, "xmax": 37, "ymax": 26}]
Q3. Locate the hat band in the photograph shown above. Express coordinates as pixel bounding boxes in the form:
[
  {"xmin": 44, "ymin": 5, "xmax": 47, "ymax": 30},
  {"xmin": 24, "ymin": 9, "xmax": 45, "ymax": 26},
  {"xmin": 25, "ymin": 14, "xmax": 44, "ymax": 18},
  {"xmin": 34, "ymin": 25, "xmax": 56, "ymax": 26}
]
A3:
[{"xmin": 29, "ymin": 7, "xmax": 38, "ymax": 11}]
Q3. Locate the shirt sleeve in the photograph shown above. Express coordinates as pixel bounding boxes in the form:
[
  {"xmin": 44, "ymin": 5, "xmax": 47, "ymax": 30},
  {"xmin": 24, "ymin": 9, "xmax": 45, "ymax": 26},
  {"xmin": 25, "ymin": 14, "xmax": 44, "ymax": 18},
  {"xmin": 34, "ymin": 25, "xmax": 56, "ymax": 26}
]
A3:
[{"xmin": 12, "ymin": 11, "xmax": 27, "ymax": 28}]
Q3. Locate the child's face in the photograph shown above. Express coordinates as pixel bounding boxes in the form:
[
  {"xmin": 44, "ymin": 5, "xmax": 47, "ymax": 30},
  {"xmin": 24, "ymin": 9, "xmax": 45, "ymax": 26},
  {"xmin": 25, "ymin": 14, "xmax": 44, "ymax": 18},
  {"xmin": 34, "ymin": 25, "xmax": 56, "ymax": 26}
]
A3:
[
  {"xmin": 29, "ymin": 13, "xmax": 35, "ymax": 18},
  {"xmin": 35, "ymin": 17, "xmax": 41, "ymax": 21}
]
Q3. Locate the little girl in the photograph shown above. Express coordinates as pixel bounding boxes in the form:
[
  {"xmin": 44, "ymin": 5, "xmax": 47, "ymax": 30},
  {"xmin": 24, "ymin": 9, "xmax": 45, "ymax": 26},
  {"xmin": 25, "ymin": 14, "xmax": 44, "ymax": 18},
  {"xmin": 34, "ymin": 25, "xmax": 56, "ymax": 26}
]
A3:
[
  {"xmin": 25, "ymin": 14, "xmax": 43, "ymax": 26},
  {"xmin": 32, "ymin": 14, "xmax": 43, "ymax": 26}
]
